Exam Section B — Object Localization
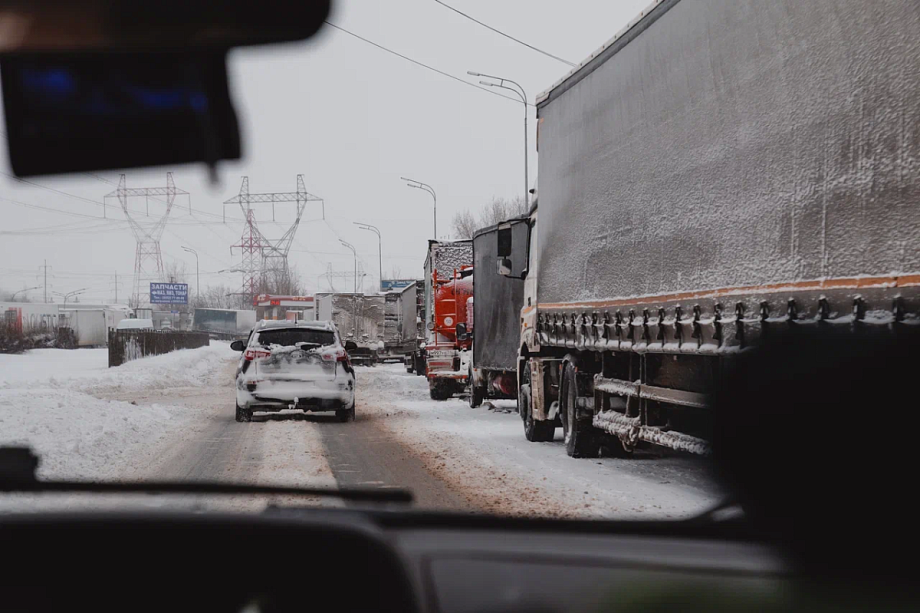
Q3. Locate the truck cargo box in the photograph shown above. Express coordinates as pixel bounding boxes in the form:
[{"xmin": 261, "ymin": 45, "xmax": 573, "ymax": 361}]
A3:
[{"xmin": 535, "ymin": 0, "xmax": 920, "ymax": 311}]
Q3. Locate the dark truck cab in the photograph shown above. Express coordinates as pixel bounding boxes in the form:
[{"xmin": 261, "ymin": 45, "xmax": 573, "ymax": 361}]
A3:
[{"xmin": 468, "ymin": 215, "xmax": 530, "ymax": 408}]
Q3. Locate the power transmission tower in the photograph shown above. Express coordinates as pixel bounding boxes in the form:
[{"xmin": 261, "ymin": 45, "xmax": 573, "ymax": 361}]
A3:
[
  {"xmin": 106, "ymin": 173, "xmax": 188, "ymax": 306},
  {"xmin": 223, "ymin": 175, "xmax": 323, "ymax": 303},
  {"xmin": 322, "ymin": 262, "xmax": 366, "ymax": 293}
]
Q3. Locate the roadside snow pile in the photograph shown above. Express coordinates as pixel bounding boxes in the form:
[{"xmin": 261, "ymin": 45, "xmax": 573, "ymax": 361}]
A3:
[
  {"xmin": 0, "ymin": 389, "xmax": 194, "ymax": 480},
  {"xmin": 0, "ymin": 343, "xmax": 236, "ymax": 483},
  {"xmin": 0, "ymin": 342, "xmax": 235, "ymax": 392},
  {"xmin": 356, "ymin": 363, "xmax": 429, "ymax": 402}
]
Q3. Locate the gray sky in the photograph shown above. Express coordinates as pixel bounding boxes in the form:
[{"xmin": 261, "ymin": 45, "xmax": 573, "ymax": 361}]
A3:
[{"xmin": 0, "ymin": 0, "xmax": 650, "ymax": 303}]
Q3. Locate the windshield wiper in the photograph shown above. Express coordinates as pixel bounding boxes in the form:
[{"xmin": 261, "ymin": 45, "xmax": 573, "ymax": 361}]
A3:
[{"xmin": 0, "ymin": 447, "xmax": 412, "ymax": 504}]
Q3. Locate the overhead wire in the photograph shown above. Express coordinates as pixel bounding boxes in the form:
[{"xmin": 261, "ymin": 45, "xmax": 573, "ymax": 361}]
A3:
[
  {"xmin": 432, "ymin": 0, "xmax": 576, "ymax": 67},
  {"xmin": 323, "ymin": 20, "xmax": 532, "ymax": 107}
]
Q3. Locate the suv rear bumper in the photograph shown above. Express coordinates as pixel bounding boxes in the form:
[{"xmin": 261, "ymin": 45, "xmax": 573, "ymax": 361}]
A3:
[{"xmin": 236, "ymin": 379, "xmax": 354, "ymax": 410}]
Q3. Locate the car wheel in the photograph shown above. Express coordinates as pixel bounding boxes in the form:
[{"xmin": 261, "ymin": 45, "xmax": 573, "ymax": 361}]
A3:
[
  {"xmin": 336, "ymin": 405, "xmax": 356, "ymax": 422},
  {"xmin": 560, "ymin": 361, "xmax": 599, "ymax": 458},
  {"xmin": 235, "ymin": 403, "xmax": 252, "ymax": 423}
]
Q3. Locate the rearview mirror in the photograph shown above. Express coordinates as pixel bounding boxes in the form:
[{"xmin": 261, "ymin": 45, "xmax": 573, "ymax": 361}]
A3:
[
  {"xmin": 0, "ymin": 1, "xmax": 332, "ymax": 54},
  {"xmin": 456, "ymin": 323, "xmax": 468, "ymax": 341},
  {"xmin": 230, "ymin": 340, "xmax": 245, "ymax": 352},
  {"xmin": 498, "ymin": 257, "xmax": 513, "ymax": 277},
  {"xmin": 344, "ymin": 340, "xmax": 358, "ymax": 352}
]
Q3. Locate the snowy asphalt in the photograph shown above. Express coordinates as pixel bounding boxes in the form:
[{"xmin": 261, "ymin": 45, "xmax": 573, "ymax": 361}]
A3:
[{"xmin": 0, "ymin": 345, "xmax": 721, "ymax": 517}]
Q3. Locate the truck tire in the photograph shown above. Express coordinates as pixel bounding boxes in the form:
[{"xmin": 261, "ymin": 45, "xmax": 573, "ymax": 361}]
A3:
[
  {"xmin": 520, "ymin": 362, "xmax": 554, "ymax": 442},
  {"xmin": 468, "ymin": 368, "xmax": 484, "ymax": 408},
  {"xmin": 561, "ymin": 361, "xmax": 600, "ymax": 458},
  {"xmin": 235, "ymin": 403, "xmax": 252, "ymax": 423},
  {"xmin": 429, "ymin": 381, "xmax": 449, "ymax": 401},
  {"xmin": 336, "ymin": 404, "xmax": 356, "ymax": 422}
]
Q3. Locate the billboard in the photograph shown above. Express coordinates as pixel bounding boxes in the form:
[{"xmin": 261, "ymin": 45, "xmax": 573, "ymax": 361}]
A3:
[
  {"xmin": 150, "ymin": 282, "xmax": 188, "ymax": 305},
  {"xmin": 380, "ymin": 279, "xmax": 417, "ymax": 292}
]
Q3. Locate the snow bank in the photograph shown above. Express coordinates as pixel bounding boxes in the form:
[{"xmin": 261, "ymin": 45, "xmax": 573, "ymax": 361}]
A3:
[
  {"xmin": 0, "ymin": 389, "xmax": 194, "ymax": 480},
  {"xmin": 0, "ymin": 342, "xmax": 235, "ymax": 392},
  {"xmin": 0, "ymin": 343, "xmax": 237, "ymax": 483}
]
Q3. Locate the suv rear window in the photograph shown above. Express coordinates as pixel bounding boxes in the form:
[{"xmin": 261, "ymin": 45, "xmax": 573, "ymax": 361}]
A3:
[{"xmin": 255, "ymin": 328, "xmax": 335, "ymax": 347}]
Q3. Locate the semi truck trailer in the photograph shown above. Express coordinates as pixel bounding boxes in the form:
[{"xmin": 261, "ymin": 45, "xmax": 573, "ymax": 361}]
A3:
[
  {"xmin": 501, "ymin": 0, "xmax": 920, "ymax": 457},
  {"xmin": 314, "ymin": 292, "xmax": 385, "ymax": 366}
]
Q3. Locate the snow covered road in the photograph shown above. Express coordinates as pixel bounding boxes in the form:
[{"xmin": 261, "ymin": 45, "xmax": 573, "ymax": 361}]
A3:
[{"xmin": 0, "ymin": 346, "xmax": 721, "ymax": 517}]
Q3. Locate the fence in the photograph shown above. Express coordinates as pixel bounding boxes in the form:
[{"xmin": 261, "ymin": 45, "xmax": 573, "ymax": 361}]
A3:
[{"xmin": 108, "ymin": 329, "xmax": 210, "ymax": 367}]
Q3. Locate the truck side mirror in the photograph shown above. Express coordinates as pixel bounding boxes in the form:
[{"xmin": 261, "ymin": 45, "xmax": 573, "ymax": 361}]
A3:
[
  {"xmin": 498, "ymin": 257, "xmax": 513, "ymax": 277},
  {"xmin": 456, "ymin": 322, "xmax": 468, "ymax": 341},
  {"xmin": 230, "ymin": 340, "xmax": 246, "ymax": 352}
]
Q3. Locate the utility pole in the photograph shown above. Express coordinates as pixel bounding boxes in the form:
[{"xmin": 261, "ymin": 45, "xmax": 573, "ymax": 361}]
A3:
[{"xmin": 38, "ymin": 260, "xmax": 52, "ymax": 303}]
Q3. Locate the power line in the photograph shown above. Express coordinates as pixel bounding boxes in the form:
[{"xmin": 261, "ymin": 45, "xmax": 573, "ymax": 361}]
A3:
[
  {"xmin": 433, "ymin": 0, "xmax": 576, "ymax": 67},
  {"xmin": 323, "ymin": 20, "xmax": 532, "ymax": 107}
]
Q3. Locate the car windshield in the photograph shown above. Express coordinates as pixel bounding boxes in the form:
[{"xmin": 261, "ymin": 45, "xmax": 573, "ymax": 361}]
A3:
[
  {"xmin": 1, "ymin": 0, "xmax": 915, "ymax": 522},
  {"xmin": 255, "ymin": 328, "xmax": 335, "ymax": 348}
]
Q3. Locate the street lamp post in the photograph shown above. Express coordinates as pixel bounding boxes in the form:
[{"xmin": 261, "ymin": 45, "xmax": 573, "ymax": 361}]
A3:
[
  {"xmin": 181, "ymin": 247, "xmax": 199, "ymax": 304},
  {"xmin": 53, "ymin": 288, "xmax": 88, "ymax": 307},
  {"xmin": 354, "ymin": 222, "xmax": 382, "ymax": 292},
  {"xmin": 339, "ymin": 239, "xmax": 358, "ymax": 338},
  {"xmin": 401, "ymin": 177, "xmax": 437, "ymax": 239},
  {"xmin": 10, "ymin": 286, "xmax": 41, "ymax": 301},
  {"xmin": 468, "ymin": 71, "xmax": 529, "ymax": 208}
]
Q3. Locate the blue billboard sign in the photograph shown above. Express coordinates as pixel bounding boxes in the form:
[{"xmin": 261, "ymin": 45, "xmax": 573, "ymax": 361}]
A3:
[
  {"xmin": 380, "ymin": 279, "xmax": 417, "ymax": 291},
  {"xmin": 150, "ymin": 282, "xmax": 188, "ymax": 305}
]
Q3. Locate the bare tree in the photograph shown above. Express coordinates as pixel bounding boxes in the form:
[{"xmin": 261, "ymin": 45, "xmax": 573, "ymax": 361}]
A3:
[
  {"xmin": 451, "ymin": 196, "xmax": 529, "ymax": 239},
  {"xmin": 257, "ymin": 263, "xmax": 305, "ymax": 296},
  {"xmin": 163, "ymin": 260, "xmax": 189, "ymax": 284}
]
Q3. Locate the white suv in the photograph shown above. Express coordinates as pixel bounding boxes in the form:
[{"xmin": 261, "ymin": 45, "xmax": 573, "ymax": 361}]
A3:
[{"xmin": 231, "ymin": 320, "xmax": 356, "ymax": 423}]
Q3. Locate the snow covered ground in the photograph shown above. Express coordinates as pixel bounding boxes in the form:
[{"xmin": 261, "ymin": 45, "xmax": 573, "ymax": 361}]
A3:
[
  {"xmin": 354, "ymin": 364, "xmax": 722, "ymax": 519},
  {"xmin": 0, "ymin": 345, "xmax": 721, "ymax": 519}
]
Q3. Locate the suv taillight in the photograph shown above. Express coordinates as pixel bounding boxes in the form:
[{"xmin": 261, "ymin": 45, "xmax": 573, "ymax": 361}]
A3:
[
  {"xmin": 322, "ymin": 349, "xmax": 349, "ymax": 363},
  {"xmin": 244, "ymin": 349, "xmax": 271, "ymax": 361}
]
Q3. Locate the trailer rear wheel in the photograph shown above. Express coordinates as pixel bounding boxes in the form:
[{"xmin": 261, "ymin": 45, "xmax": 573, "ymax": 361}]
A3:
[
  {"xmin": 520, "ymin": 362, "xmax": 554, "ymax": 442},
  {"xmin": 561, "ymin": 361, "xmax": 600, "ymax": 458},
  {"xmin": 468, "ymin": 367, "xmax": 484, "ymax": 408}
]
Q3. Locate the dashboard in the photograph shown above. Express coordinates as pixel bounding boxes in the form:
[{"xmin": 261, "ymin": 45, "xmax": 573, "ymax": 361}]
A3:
[{"xmin": 0, "ymin": 508, "xmax": 788, "ymax": 613}]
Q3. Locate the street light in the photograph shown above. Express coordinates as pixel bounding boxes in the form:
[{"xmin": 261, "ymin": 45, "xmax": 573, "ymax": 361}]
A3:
[
  {"xmin": 468, "ymin": 71, "xmax": 529, "ymax": 208},
  {"xmin": 401, "ymin": 177, "xmax": 437, "ymax": 239},
  {"xmin": 181, "ymin": 247, "xmax": 199, "ymax": 303},
  {"xmin": 354, "ymin": 222, "xmax": 382, "ymax": 292},
  {"xmin": 339, "ymin": 239, "xmax": 359, "ymax": 338},
  {"xmin": 53, "ymin": 288, "xmax": 88, "ymax": 307},
  {"xmin": 10, "ymin": 286, "xmax": 41, "ymax": 301}
]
